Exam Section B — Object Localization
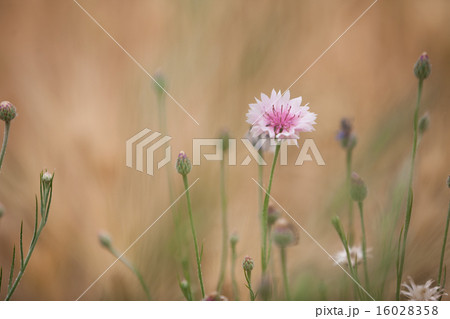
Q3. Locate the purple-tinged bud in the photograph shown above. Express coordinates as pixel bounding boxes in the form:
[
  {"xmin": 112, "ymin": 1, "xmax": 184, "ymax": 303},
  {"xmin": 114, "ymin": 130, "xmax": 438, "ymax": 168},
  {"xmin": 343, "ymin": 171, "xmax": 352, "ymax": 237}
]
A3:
[
  {"xmin": 242, "ymin": 256, "xmax": 254, "ymax": 272},
  {"xmin": 337, "ymin": 118, "xmax": 357, "ymax": 150},
  {"xmin": 272, "ymin": 218, "xmax": 299, "ymax": 248},
  {"xmin": 350, "ymin": 172, "xmax": 367, "ymax": 202},
  {"xmin": 0, "ymin": 101, "xmax": 16, "ymax": 123},
  {"xmin": 176, "ymin": 151, "xmax": 191, "ymax": 175},
  {"xmin": 98, "ymin": 231, "xmax": 112, "ymax": 248},
  {"xmin": 414, "ymin": 52, "xmax": 431, "ymax": 80},
  {"xmin": 268, "ymin": 205, "xmax": 281, "ymax": 227}
]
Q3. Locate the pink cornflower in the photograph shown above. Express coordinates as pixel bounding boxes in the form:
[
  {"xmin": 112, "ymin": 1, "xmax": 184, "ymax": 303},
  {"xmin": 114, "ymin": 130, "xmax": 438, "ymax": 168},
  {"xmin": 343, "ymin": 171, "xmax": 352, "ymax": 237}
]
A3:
[{"xmin": 246, "ymin": 89, "xmax": 316, "ymax": 143}]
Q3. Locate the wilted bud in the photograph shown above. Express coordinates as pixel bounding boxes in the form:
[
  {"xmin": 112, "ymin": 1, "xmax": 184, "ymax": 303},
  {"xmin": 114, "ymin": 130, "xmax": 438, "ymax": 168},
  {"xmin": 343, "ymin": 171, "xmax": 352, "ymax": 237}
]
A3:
[
  {"xmin": 414, "ymin": 52, "xmax": 431, "ymax": 80},
  {"xmin": 350, "ymin": 172, "xmax": 367, "ymax": 202},
  {"xmin": 176, "ymin": 151, "xmax": 191, "ymax": 175},
  {"xmin": 272, "ymin": 218, "xmax": 299, "ymax": 248},
  {"xmin": 202, "ymin": 292, "xmax": 228, "ymax": 301},
  {"xmin": 0, "ymin": 101, "xmax": 17, "ymax": 122},
  {"xmin": 337, "ymin": 118, "xmax": 357, "ymax": 150},
  {"xmin": 447, "ymin": 175, "xmax": 450, "ymax": 189},
  {"xmin": 418, "ymin": 113, "xmax": 430, "ymax": 135},
  {"xmin": 98, "ymin": 231, "xmax": 112, "ymax": 248},
  {"xmin": 242, "ymin": 256, "xmax": 254, "ymax": 272},
  {"xmin": 267, "ymin": 205, "xmax": 281, "ymax": 227}
]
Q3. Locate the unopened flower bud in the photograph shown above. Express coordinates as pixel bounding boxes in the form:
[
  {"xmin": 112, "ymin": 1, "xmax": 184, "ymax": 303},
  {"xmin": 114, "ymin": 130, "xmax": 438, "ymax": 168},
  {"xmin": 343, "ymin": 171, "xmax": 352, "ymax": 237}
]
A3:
[
  {"xmin": 176, "ymin": 151, "xmax": 191, "ymax": 175},
  {"xmin": 350, "ymin": 172, "xmax": 367, "ymax": 202},
  {"xmin": 337, "ymin": 118, "xmax": 357, "ymax": 150},
  {"xmin": 414, "ymin": 52, "xmax": 431, "ymax": 80},
  {"xmin": 153, "ymin": 70, "xmax": 166, "ymax": 97},
  {"xmin": 42, "ymin": 171, "xmax": 53, "ymax": 183},
  {"xmin": 418, "ymin": 113, "xmax": 430, "ymax": 136},
  {"xmin": 230, "ymin": 232, "xmax": 239, "ymax": 246},
  {"xmin": 267, "ymin": 205, "xmax": 281, "ymax": 226},
  {"xmin": 98, "ymin": 231, "xmax": 112, "ymax": 248},
  {"xmin": 242, "ymin": 256, "xmax": 254, "ymax": 272},
  {"xmin": 0, "ymin": 101, "xmax": 17, "ymax": 122},
  {"xmin": 272, "ymin": 218, "xmax": 299, "ymax": 248},
  {"xmin": 219, "ymin": 130, "xmax": 230, "ymax": 152}
]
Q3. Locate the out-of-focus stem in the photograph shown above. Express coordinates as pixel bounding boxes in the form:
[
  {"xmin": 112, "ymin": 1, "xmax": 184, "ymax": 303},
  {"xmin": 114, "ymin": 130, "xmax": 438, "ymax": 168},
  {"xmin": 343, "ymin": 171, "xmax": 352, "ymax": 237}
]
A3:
[
  {"xmin": 346, "ymin": 147, "xmax": 354, "ymax": 245},
  {"xmin": 280, "ymin": 247, "xmax": 290, "ymax": 300},
  {"xmin": 438, "ymin": 200, "xmax": 450, "ymax": 286},
  {"xmin": 217, "ymin": 159, "xmax": 228, "ymax": 292},
  {"xmin": 358, "ymin": 201, "xmax": 370, "ymax": 291},
  {"xmin": 0, "ymin": 121, "xmax": 11, "ymax": 172}
]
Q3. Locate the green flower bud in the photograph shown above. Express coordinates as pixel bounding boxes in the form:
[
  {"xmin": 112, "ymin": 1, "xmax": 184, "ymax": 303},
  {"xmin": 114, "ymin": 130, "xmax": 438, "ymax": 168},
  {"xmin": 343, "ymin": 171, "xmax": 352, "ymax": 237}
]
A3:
[
  {"xmin": 242, "ymin": 256, "xmax": 254, "ymax": 272},
  {"xmin": 418, "ymin": 112, "xmax": 430, "ymax": 136},
  {"xmin": 414, "ymin": 52, "xmax": 431, "ymax": 80},
  {"xmin": 98, "ymin": 231, "xmax": 112, "ymax": 248},
  {"xmin": 0, "ymin": 101, "xmax": 17, "ymax": 122},
  {"xmin": 230, "ymin": 232, "xmax": 239, "ymax": 246},
  {"xmin": 272, "ymin": 218, "xmax": 299, "ymax": 248},
  {"xmin": 350, "ymin": 172, "xmax": 367, "ymax": 202},
  {"xmin": 176, "ymin": 151, "xmax": 191, "ymax": 175},
  {"xmin": 219, "ymin": 130, "xmax": 230, "ymax": 152},
  {"xmin": 153, "ymin": 71, "xmax": 166, "ymax": 98}
]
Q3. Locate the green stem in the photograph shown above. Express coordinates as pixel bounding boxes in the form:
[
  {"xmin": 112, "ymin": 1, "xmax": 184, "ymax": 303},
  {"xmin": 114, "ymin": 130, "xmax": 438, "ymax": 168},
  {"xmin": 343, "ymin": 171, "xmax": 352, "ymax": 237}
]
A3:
[
  {"xmin": 358, "ymin": 201, "xmax": 370, "ymax": 291},
  {"xmin": 182, "ymin": 174, "xmax": 205, "ymax": 298},
  {"xmin": 109, "ymin": 247, "xmax": 151, "ymax": 300},
  {"xmin": 438, "ymin": 200, "xmax": 450, "ymax": 286},
  {"xmin": 244, "ymin": 271, "xmax": 256, "ymax": 301},
  {"xmin": 396, "ymin": 78, "xmax": 423, "ymax": 300},
  {"xmin": 217, "ymin": 159, "xmax": 228, "ymax": 292},
  {"xmin": 0, "ymin": 121, "xmax": 11, "ymax": 172},
  {"xmin": 230, "ymin": 241, "xmax": 239, "ymax": 300},
  {"xmin": 261, "ymin": 144, "xmax": 280, "ymax": 275},
  {"xmin": 346, "ymin": 148, "xmax": 354, "ymax": 245},
  {"xmin": 280, "ymin": 247, "xmax": 290, "ymax": 300}
]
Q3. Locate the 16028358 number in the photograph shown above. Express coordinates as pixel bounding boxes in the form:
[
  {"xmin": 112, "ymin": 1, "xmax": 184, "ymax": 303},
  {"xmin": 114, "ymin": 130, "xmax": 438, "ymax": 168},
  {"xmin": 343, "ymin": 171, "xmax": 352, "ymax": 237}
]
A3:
[{"xmin": 376, "ymin": 306, "xmax": 438, "ymax": 316}]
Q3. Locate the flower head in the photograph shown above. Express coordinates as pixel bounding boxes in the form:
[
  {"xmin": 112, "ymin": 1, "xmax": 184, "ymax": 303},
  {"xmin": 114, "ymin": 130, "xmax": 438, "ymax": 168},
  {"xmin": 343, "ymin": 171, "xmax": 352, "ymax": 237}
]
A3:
[
  {"xmin": 414, "ymin": 52, "xmax": 431, "ymax": 80},
  {"xmin": 0, "ymin": 101, "xmax": 17, "ymax": 122},
  {"xmin": 246, "ymin": 90, "xmax": 316, "ymax": 143},
  {"xmin": 176, "ymin": 151, "xmax": 191, "ymax": 175},
  {"xmin": 401, "ymin": 277, "xmax": 446, "ymax": 301},
  {"xmin": 272, "ymin": 218, "xmax": 299, "ymax": 248},
  {"xmin": 334, "ymin": 246, "xmax": 371, "ymax": 268}
]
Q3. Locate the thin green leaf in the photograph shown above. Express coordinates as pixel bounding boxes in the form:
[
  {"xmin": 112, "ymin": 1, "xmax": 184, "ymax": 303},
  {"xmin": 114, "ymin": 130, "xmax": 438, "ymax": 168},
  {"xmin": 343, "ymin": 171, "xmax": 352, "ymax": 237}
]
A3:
[
  {"xmin": 45, "ymin": 184, "xmax": 53, "ymax": 222},
  {"xmin": 0, "ymin": 267, "xmax": 3, "ymax": 291},
  {"xmin": 200, "ymin": 243, "xmax": 204, "ymax": 263},
  {"xmin": 8, "ymin": 245, "xmax": 16, "ymax": 293},
  {"xmin": 32, "ymin": 195, "xmax": 38, "ymax": 244},
  {"xmin": 20, "ymin": 221, "xmax": 24, "ymax": 270}
]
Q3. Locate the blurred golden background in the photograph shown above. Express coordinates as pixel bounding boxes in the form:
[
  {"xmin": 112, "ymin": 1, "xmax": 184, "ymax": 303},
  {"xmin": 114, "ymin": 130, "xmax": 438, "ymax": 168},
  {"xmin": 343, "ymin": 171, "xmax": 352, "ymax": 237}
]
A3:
[{"xmin": 0, "ymin": 0, "xmax": 449, "ymax": 300}]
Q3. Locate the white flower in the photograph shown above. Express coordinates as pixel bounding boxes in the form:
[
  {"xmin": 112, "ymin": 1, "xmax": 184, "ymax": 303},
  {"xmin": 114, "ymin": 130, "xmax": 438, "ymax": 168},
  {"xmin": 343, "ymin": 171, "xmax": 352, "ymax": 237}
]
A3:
[
  {"xmin": 401, "ymin": 277, "xmax": 447, "ymax": 301},
  {"xmin": 334, "ymin": 246, "xmax": 371, "ymax": 267},
  {"xmin": 42, "ymin": 171, "xmax": 53, "ymax": 183}
]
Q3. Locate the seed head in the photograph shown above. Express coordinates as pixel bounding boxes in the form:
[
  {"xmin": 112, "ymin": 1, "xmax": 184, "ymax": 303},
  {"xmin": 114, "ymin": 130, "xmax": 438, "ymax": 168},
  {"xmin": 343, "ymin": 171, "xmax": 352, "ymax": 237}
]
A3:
[
  {"xmin": 350, "ymin": 172, "xmax": 367, "ymax": 202},
  {"xmin": 176, "ymin": 151, "xmax": 191, "ymax": 175},
  {"xmin": 414, "ymin": 52, "xmax": 431, "ymax": 80},
  {"xmin": 0, "ymin": 101, "xmax": 17, "ymax": 122}
]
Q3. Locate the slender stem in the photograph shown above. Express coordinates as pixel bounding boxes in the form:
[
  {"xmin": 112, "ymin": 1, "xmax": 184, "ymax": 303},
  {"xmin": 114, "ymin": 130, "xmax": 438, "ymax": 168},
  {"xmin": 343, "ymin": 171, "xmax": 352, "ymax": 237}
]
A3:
[
  {"xmin": 230, "ymin": 241, "xmax": 239, "ymax": 300},
  {"xmin": 182, "ymin": 174, "xmax": 205, "ymax": 298},
  {"xmin": 280, "ymin": 247, "xmax": 290, "ymax": 300},
  {"xmin": 396, "ymin": 78, "xmax": 423, "ymax": 300},
  {"xmin": 5, "ymin": 221, "xmax": 45, "ymax": 300},
  {"xmin": 217, "ymin": 159, "xmax": 228, "ymax": 292},
  {"xmin": 358, "ymin": 201, "xmax": 370, "ymax": 291},
  {"xmin": 438, "ymin": 200, "xmax": 450, "ymax": 286},
  {"xmin": 261, "ymin": 144, "xmax": 280, "ymax": 274},
  {"xmin": 109, "ymin": 247, "xmax": 151, "ymax": 300},
  {"xmin": 346, "ymin": 148, "xmax": 354, "ymax": 245},
  {"xmin": 0, "ymin": 121, "xmax": 11, "ymax": 172},
  {"xmin": 244, "ymin": 271, "xmax": 256, "ymax": 301}
]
